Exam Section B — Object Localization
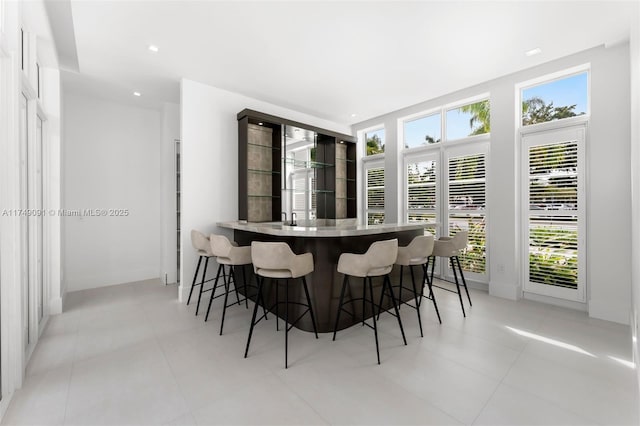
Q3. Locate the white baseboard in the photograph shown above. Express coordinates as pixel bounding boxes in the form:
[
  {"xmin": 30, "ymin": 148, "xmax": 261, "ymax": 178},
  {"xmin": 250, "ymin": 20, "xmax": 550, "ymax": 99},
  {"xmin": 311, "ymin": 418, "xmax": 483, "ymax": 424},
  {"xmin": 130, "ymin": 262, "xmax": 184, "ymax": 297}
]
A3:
[
  {"xmin": 589, "ymin": 297, "xmax": 630, "ymax": 325},
  {"xmin": 490, "ymin": 280, "xmax": 522, "ymax": 300},
  {"xmin": 524, "ymin": 291, "xmax": 588, "ymax": 312},
  {"xmin": 64, "ymin": 268, "xmax": 160, "ymax": 292}
]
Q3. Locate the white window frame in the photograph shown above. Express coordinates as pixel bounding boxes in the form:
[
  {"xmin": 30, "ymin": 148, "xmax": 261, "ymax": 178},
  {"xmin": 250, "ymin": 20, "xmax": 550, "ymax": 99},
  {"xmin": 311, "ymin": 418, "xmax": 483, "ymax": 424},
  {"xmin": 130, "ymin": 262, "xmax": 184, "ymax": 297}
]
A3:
[
  {"xmin": 517, "ymin": 64, "xmax": 591, "ymax": 131},
  {"xmin": 517, "ymin": 66, "xmax": 589, "ymax": 303},
  {"xmin": 398, "ymin": 94, "xmax": 491, "ymax": 283}
]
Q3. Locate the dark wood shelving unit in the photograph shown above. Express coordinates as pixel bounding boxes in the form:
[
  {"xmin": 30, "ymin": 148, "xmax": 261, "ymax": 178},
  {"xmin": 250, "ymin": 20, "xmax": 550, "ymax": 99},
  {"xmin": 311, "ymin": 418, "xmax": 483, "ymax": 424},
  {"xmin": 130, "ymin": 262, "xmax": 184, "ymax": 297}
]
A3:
[{"xmin": 237, "ymin": 109, "xmax": 357, "ymax": 223}]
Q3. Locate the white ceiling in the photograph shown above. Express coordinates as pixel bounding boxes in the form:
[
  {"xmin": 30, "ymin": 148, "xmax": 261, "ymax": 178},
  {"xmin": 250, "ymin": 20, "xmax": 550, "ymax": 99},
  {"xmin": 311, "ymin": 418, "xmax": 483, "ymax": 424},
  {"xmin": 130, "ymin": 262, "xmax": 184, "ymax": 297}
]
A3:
[{"xmin": 59, "ymin": 0, "xmax": 637, "ymax": 125}]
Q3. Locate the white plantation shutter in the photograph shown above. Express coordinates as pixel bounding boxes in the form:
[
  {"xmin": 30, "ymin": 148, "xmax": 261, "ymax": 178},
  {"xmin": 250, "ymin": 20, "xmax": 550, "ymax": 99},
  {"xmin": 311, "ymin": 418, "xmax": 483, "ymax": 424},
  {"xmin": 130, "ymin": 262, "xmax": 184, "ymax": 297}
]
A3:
[
  {"xmin": 446, "ymin": 149, "xmax": 487, "ymax": 276},
  {"xmin": 365, "ymin": 162, "xmax": 385, "ymax": 224},
  {"xmin": 522, "ymin": 126, "xmax": 585, "ymax": 302},
  {"xmin": 405, "ymin": 154, "xmax": 438, "ymax": 226}
]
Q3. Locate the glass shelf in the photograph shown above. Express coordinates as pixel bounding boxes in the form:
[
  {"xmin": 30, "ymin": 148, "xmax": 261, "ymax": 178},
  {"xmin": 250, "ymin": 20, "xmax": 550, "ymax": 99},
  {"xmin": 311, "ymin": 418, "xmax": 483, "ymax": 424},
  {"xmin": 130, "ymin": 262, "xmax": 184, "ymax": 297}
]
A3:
[
  {"xmin": 336, "ymin": 197, "xmax": 357, "ymax": 201},
  {"xmin": 336, "ymin": 177, "xmax": 356, "ymax": 182},
  {"xmin": 248, "ymin": 194, "xmax": 281, "ymax": 198},
  {"xmin": 248, "ymin": 168, "xmax": 280, "ymax": 175},
  {"xmin": 336, "ymin": 157, "xmax": 356, "ymax": 163},
  {"xmin": 248, "ymin": 142, "xmax": 280, "ymax": 150},
  {"xmin": 281, "ymin": 188, "xmax": 334, "ymax": 194},
  {"xmin": 283, "ymin": 158, "xmax": 333, "ymax": 169}
]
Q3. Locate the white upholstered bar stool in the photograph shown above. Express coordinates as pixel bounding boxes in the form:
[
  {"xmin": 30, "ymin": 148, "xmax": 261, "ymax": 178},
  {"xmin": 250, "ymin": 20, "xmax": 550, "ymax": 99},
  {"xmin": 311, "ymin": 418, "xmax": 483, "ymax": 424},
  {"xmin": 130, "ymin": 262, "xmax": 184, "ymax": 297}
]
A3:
[
  {"xmin": 188, "ymin": 230, "xmax": 215, "ymax": 316},
  {"xmin": 204, "ymin": 234, "xmax": 252, "ymax": 335},
  {"xmin": 429, "ymin": 231, "xmax": 472, "ymax": 317},
  {"xmin": 244, "ymin": 242, "xmax": 318, "ymax": 369},
  {"xmin": 332, "ymin": 239, "xmax": 406, "ymax": 365},
  {"xmin": 386, "ymin": 235, "xmax": 441, "ymax": 337}
]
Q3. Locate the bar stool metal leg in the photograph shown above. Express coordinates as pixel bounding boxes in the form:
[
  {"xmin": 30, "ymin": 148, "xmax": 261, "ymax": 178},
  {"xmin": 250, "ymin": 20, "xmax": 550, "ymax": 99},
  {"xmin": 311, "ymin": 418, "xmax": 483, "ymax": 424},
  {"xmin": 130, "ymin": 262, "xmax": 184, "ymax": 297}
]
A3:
[
  {"xmin": 204, "ymin": 263, "xmax": 224, "ymax": 322},
  {"xmin": 195, "ymin": 257, "xmax": 209, "ymax": 316},
  {"xmin": 455, "ymin": 256, "xmax": 472, "ymax": 306},
  {"xmin": 219, "ymin": 265, "xmax": 232, "ymax": 335},
  {"xmin": 383, "ymin": 275, "xmax": 407, "ymax": 345},
  {"xmin": 244, "ymin": 275, "xmax": 265, "ymax": 359},
  {"xmin": 301, "ymin": 277, "xmax": 319, "ymax": 338},
  {"xmin": 451, "ymin": 257, "xmax": 466, "ymax": 317},
  {"xmin": 367, "ymin": 277, "xmax": 380, "ymax": 365},
  {"xmin": 408, "ymin": 265, "xmax": 424, "ymax": 337},
  {"xmin": 422, "ymin": 261, "xmax": 442, "ymax": 324},
  {"xmin": 187, "ymin": 256, "xmax": 203, "ymax": 305},
  {"xmin": 332, "ymin": 275, "xmax": 349, "ymax": 341}
]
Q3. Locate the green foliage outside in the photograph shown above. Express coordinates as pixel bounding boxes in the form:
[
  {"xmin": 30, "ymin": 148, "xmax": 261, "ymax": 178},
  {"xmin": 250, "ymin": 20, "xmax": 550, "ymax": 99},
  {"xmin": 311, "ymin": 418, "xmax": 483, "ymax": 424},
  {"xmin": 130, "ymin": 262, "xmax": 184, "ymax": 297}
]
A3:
[
  {"xmin": 459, "ymin": 100, "xmax": 491, "ymax": 135},
  {"xmin": 528, "ymin": 225, "xmax": 578, "ymax": 289},
  {"xmin": 366, "ymin": 134, "xmax": 384, "ymax": 155},
  {"xmin": 450, "ymin": 218, "xmax": 486, "ymax": 274},
  {"xmin": 522, "ymin": 96, "xmax": 582, "ymax": 126}
]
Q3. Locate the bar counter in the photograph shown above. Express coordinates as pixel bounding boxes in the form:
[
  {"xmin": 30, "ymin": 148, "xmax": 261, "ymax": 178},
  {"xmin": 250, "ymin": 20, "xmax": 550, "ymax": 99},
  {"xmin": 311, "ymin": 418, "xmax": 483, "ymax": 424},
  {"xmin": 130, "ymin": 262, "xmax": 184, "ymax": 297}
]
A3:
[{"xmin": 217, "ymin": 221, "xmax": 437, "ymax": 333}]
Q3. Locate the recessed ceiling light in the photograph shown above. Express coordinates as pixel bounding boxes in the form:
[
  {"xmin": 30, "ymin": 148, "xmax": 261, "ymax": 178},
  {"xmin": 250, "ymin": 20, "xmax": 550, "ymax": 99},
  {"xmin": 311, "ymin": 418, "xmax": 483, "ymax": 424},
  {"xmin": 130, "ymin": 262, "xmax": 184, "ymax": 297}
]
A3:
[
  {"xmin": 525, "ymin": 47, "xmax": 542, "ymax": 57},
  {"xmin": 350, "ymin": 113, "xmax": 357, "ymax": 118},
  {"xmin": 258, "ymin": 122, "xmax": 263, "ymax": 126},
  {"xmin": 133, "ymin": 91, "xmax": 141, "ymax": 97},
  {"xmin": 148, "ymin": 45, "xmax": 159, "ymax": 53}
]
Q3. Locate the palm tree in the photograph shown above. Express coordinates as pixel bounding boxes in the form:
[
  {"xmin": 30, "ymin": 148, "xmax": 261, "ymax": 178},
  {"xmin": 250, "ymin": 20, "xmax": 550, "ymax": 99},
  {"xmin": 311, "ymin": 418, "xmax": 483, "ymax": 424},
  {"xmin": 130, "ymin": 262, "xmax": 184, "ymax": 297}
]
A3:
[{"xmin": 459, "ymin": 100, "xmax": 490, "ymax": 135}]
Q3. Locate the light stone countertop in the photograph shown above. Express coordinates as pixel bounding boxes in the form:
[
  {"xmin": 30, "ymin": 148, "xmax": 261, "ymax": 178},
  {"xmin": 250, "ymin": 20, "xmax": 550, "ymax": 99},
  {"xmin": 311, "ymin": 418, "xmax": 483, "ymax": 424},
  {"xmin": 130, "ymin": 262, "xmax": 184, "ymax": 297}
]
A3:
[{"xmin": 217, "ymin": 220, "xmax": 437, "ymax": 238}]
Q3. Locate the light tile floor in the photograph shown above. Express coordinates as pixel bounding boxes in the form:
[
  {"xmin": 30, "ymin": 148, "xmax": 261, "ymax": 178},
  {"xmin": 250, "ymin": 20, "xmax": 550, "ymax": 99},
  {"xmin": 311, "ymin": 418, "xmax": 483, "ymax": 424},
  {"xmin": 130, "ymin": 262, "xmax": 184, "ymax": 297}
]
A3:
[{"xmin": 2, "ymin": 278, "xmax": 638, "ymax": 425}]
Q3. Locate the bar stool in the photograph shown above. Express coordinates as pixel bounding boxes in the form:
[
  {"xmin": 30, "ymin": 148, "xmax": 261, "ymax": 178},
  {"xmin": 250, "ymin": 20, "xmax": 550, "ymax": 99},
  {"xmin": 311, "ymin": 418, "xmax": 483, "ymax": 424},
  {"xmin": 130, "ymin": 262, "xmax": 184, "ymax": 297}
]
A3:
[
  {"xmin": 429, "ymin": 231, "xmax": 472, "ymax": 317},
  {"xmin": 187, "ymin": 230, "xmax": 215, "ymax": 316},
  {"xmin": 380, "ymin": 235, "xmax": 440, "ymax": 338},
  {"xmin": 203, "ymin": 234, "xmax": 252, "ymax": 335},
  {"xmin": 332, "ymin": 239, "xmax": 406, "ymax": 365},
  {"xmin": 244, "ymin": 242, "xmax": 318, "ymax": 369}
]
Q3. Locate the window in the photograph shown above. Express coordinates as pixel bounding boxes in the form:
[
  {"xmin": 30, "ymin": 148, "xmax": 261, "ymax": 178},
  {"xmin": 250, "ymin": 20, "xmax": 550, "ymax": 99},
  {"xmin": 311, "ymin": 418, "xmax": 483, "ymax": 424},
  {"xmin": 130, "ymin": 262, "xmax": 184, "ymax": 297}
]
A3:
[
  {"xmin": 446, "ymin": 150, "xmax": 487, "ymax": 275},
  {"xmin": 522, "ymin": 126, "xmax": 585, "ymax": 302},
  {"xmin": 399, "ymin": 95, "xmax": 490, "ymax": 281},
  {"xmin": 365, "ymin": 128, "xmax": 385, "ymax": 156},
  {"xmin": 521, "ymin": 71, "xmax": 588, "ymax": 127},
  {"xmin": 403, "ymin": 113, "xmax": 441, "ymax": 148},
  {"xmin": 446, "ymin": 99, "xmax": 490, "ymax": 140},
  {"xmin": 405, "ymin": 153, "xmax": 438, "ymax": 224},
  {"xmin": 364, "ymin": 162, "xmax": 384, "ymax": 224}
]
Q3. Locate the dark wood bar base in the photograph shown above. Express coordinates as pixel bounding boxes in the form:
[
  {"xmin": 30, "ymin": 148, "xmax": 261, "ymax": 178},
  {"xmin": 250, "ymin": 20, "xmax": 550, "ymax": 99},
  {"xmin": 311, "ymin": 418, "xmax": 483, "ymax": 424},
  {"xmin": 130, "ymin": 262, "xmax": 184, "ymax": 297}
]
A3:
[{"xmin": 233, "ymin": 228, "xmax": 425, "ymax": 333}]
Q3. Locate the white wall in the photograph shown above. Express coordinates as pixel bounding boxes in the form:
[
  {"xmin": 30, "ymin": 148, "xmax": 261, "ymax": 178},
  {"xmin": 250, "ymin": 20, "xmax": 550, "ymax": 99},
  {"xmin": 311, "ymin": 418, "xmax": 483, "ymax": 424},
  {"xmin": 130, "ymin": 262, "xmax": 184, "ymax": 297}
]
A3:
[
  {"xmin": 352, "ymin": 44, "xmax": 632, "ymax": 324},
  {"xmin": 62, "ymin": 92, "xmax": 162, "ymax": 291},
  {"xmin": 630, "ymin": 6, "xmax": 640, "ymax": 388},
  {"xmin": 160, "ymin": 102, "xmax": 180, "ymax": 285},
  {"xmin": 180, "ymin": 79, "xmax": 350, "ymax": 300}
]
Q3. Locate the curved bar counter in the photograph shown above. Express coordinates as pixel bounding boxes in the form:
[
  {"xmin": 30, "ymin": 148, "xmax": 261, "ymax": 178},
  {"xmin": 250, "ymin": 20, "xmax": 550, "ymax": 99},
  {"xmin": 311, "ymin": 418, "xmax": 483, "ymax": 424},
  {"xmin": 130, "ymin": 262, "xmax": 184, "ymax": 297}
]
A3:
[{"xmin": 217, "ymin": 221, "xmax": 437, "ymax": 333}]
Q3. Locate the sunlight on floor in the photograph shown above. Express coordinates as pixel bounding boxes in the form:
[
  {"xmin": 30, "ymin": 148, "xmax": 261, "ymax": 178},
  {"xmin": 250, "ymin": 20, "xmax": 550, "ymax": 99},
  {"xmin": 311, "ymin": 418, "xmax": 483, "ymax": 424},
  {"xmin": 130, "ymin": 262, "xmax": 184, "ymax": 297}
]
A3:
[
  {"xmin": 505, "ymin": 325, "xmax": 596, "ymax": 357},
  {"xmin": 608, "ymin": 355, "xmax": 637, "ymax": 369}
]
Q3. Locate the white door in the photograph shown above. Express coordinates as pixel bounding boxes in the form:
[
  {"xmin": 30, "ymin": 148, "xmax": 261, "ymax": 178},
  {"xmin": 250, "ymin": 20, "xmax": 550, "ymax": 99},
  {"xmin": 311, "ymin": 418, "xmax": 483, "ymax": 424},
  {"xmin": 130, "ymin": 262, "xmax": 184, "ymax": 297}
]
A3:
[{"xmin": 522, "ymin": 126, "xmax": 586, "ymax": 302}]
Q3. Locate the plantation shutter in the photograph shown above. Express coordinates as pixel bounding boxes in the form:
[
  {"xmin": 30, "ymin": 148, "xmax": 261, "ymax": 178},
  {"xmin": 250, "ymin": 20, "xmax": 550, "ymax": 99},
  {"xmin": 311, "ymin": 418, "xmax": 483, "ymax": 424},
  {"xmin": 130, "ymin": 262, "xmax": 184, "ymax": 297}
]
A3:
[
  {"xmin": 366, "ymin": 165, "xmax": 385, "ymax": 224},
  {"xmin": 528, "ymin": 141, "xmax": 579, "ymax": 289},
  {"xmin": 406, "ymin": 156, "xmax": 437, "ymax": 224},
  {"xmin": 447, "ymin": 151, "xmax": 487, "ymax": 275},
  {"xmin": 522, "ymin": 125, "xmax": 585, "ymax": 302}
]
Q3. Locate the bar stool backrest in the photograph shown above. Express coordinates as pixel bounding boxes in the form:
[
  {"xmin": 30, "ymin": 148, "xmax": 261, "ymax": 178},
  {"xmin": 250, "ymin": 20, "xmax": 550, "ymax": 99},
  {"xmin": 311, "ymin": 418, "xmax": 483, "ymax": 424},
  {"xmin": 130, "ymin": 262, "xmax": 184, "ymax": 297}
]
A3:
[
  {"xmin": 191, "ymin": 230, "xmax": 213, "ymax": 256},
  {"xmin": 398, "ymin": 235, "xmax": 433, "ymax": 264},
  {"xmin": 366, "ymin": 239, "xmax": 398, "ymax": 273},
  {"xmin": 452, "ymin": 231, "xmax": 469, "ymax": 251},
  {"xmin": 209, "ymin": 234, "xmax": 233, "ymax": 258}
]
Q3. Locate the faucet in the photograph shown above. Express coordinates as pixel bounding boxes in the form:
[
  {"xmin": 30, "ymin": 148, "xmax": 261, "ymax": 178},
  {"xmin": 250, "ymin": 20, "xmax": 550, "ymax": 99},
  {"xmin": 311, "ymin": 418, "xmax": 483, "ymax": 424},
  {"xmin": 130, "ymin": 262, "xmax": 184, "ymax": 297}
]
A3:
[
  {"xmin": 290, "ymin": 212, "xmax": 297, "ymax": 226},
  {"xmin": 281, "ymin": 212, "xmax": 287, "ymax": 223}
]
